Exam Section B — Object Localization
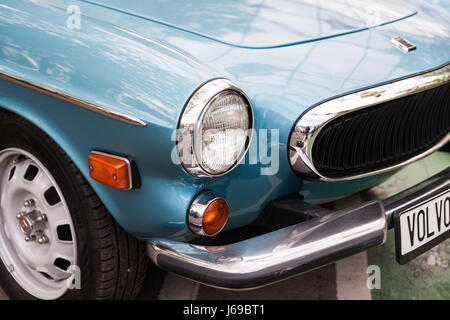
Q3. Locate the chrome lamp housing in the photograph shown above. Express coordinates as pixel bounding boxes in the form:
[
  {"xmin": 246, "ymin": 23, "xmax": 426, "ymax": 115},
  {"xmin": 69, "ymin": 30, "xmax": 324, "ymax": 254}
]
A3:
[{"xmin": 177, "ymin": 79, "xmax": 254, "ymax": 177}]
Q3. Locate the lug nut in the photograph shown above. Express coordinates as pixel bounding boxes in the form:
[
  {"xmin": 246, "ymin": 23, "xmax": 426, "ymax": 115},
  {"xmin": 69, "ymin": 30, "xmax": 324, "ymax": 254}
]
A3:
[
  {"xmin": 24, "ymin": 199, "xmax": 35, "ymax": 208},
  {"xmin": 24, "ymin": 235, "xmax": 36, "ymax": 242},
  {"xmin": 37, "ymin": 235, "xmax": 49, "ymax": 244},
  {"xmin": 36, "ymin": 214, "xmax": 47, "ymax": 222},
  {"xmin": 17, "ymin": 211, "xmax": 26, "ymax": 218}
]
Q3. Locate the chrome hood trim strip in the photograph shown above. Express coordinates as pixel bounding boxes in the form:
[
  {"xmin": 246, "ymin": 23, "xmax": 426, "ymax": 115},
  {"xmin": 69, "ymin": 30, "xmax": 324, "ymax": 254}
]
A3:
[
  {"xmin": 0, "ymin": 71, "xmax": 146, "ymax": 127},
  {"xmin": 289, "ymin": 64, "xmax": 450, "ymax": 181}
]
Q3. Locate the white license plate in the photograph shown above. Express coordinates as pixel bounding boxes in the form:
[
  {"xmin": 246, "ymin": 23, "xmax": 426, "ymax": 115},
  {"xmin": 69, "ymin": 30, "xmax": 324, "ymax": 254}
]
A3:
[{"xmin": 395, "ymin": 189, "xmax": 450, "ymax": 264}]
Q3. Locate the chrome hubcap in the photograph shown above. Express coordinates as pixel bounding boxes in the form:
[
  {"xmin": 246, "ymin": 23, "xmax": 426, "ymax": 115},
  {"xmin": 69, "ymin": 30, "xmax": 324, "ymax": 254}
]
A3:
[
  {"xmin": 16, "ymin": 200, "xmax": 49, "ymax": 244},
  {"xmin": 0, "ymin": 148, "xmax": 77, "ymax": 299}
]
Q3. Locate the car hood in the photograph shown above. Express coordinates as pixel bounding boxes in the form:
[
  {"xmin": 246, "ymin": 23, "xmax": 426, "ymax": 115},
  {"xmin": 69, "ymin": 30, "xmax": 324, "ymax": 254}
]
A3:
[{"xmin": 83, "ymin": 0, "xmax": 416, "ymax": 49}]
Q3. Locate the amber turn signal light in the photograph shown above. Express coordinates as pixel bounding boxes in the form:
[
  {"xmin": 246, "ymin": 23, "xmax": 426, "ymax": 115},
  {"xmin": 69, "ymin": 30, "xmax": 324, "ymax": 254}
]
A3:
[
  {"xmin": 202, "ymin": 199, "xmax": 229, "ymax": 236},
  {"xmin": 88, "ymin": 151, "xmax": 132, "ymax": 190},
  {"xmin": 188, "ymin": 191, "xmax": 229, "ymax": 237}
]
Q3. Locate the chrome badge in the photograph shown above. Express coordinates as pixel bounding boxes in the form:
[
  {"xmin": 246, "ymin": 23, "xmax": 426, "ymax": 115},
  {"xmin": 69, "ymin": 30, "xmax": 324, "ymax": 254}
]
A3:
[{"xmin": 391, "ymin": 36, "xmax": 416, "ymax": 52}]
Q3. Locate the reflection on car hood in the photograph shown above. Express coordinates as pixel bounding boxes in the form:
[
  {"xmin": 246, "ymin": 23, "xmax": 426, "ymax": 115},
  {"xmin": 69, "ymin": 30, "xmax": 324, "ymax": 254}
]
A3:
[{"xmin": 82, "ymin": 0, "xmax": 416, "ymax": 49}]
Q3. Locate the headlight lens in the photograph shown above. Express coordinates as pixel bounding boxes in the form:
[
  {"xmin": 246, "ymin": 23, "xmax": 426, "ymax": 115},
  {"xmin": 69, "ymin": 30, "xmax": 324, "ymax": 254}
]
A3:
[
  {"xmin": 178, "ymin": 79, "xmax": 253, "ymax": 177},
  {"xmin": 197, "ymin": 91, "xmax": 250, "ymax": 174}
]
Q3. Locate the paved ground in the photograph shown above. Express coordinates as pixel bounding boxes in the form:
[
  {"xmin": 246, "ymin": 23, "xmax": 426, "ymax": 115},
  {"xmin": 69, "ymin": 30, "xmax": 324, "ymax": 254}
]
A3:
[
  {"xmin": 1, "ymin": 152, "xmax": 448, "ymax": 300},
  {"xmin": 364, "ymin": 152, "xmax": 450, "ymax": 300},
  {"xmin": 137, "ymin": 195, "xmax": 372, "ymax": 300},
  {"xmin": 137, "ymin": 152, "xmax": 449, "ymax": 300},
  {"xmin": 138, "ymin": 253, "xmax": 371, "ymax": 300}
]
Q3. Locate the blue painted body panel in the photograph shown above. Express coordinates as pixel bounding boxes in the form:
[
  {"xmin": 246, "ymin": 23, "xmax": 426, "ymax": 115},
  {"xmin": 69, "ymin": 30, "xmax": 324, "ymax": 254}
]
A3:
[
  {"xmin": 79, "ymin": 0, "xmax": 417, "ymax": 49},
  {"xmin": 0, "ymin": 0, "xmax": 448, "ymax": 241}
]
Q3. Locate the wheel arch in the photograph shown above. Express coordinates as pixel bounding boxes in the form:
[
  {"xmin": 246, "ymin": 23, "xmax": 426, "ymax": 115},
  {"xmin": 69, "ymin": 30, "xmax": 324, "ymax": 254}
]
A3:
[
  {"xmin": 0, "ymin": 93, "xmax": 130, "ymax": 234},
  {"xmin": 0, "ymin": 85, "xmax": 202, "ymax": 242}
]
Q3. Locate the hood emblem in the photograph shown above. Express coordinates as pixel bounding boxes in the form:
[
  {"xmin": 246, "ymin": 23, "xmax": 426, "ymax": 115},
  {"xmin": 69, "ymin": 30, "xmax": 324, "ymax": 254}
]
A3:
[{"xmin": 391, "ymin": 36, "xmax": 416, "ymax": 52}]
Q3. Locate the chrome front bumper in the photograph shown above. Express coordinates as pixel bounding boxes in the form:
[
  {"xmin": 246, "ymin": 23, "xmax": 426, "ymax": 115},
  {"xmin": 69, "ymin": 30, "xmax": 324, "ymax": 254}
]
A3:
[{"xmin": 147, "ymin": 167, "xmax": 450, "ymax": 290}]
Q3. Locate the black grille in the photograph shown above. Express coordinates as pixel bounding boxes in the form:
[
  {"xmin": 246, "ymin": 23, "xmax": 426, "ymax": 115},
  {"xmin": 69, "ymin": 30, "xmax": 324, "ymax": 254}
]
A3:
[{"xmin": 312, "ymin": 83, "xmax": 450, "ymax": 178}]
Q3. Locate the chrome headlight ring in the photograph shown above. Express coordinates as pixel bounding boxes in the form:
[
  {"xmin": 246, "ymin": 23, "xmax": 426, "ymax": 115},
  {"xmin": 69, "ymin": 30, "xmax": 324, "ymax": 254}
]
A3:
[{"xmin": 177, "ymin": 79, "xmax": 254, "ymax": 177}]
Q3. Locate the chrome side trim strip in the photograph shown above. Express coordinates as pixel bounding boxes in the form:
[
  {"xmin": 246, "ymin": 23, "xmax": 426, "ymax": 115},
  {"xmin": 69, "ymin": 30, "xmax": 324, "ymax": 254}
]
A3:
[
  {"xmin": 289, "ymin": 64, "xmax": 450, "ymax": 181},
  {"xmin": 0, "ymin": 71, "xmax": 146, "ymax": 127}
]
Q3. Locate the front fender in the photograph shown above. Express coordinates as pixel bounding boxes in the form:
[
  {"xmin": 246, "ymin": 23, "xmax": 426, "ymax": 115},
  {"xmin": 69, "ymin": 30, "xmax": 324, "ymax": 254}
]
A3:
[{"xmin": 0, "ymin": 0, "xmax": 219, "ymax": 240}]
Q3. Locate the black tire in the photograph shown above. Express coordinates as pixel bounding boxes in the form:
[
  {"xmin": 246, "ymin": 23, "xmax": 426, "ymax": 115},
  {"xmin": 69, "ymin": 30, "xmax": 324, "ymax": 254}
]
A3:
[{"xmin": 0, "ymin": 110, "xmax": 148, "ymax": 300}]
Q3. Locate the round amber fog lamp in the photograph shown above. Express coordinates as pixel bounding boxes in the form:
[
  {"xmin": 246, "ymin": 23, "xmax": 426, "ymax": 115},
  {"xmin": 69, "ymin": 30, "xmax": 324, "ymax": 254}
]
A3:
[
  {"xmin": 202, "ymin": 199, "xmax": 228, "ymax": 236},
  {"xmin": 188, "ymin": 191, "xmax": 229, "ymax": 237}
]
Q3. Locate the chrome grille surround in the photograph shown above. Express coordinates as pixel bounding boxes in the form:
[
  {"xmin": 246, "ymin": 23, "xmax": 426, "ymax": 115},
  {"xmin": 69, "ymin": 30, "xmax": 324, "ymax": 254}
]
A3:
[{"xmin": 289, "ymin": 64, "xmax": 450, "ymax": 181}]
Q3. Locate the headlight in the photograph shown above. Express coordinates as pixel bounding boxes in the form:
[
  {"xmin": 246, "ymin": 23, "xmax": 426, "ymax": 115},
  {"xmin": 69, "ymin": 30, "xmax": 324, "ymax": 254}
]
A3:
[{"xmin": 177, "ymin": 79, "xmax": 254, "ymax": 177}]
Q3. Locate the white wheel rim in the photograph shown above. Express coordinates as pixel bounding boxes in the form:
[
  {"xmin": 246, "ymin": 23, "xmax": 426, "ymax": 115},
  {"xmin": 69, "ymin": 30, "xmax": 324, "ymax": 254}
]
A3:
[{"xmin": 0, "ymin": 148, "xmax": 77, "ymax": 299}]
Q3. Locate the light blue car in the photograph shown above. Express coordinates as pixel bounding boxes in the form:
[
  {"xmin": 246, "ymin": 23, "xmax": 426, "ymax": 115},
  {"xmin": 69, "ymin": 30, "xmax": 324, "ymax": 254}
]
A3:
[{"xmin": 0, "ymin": 0, "xmax": 448, "ymax": 299}]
